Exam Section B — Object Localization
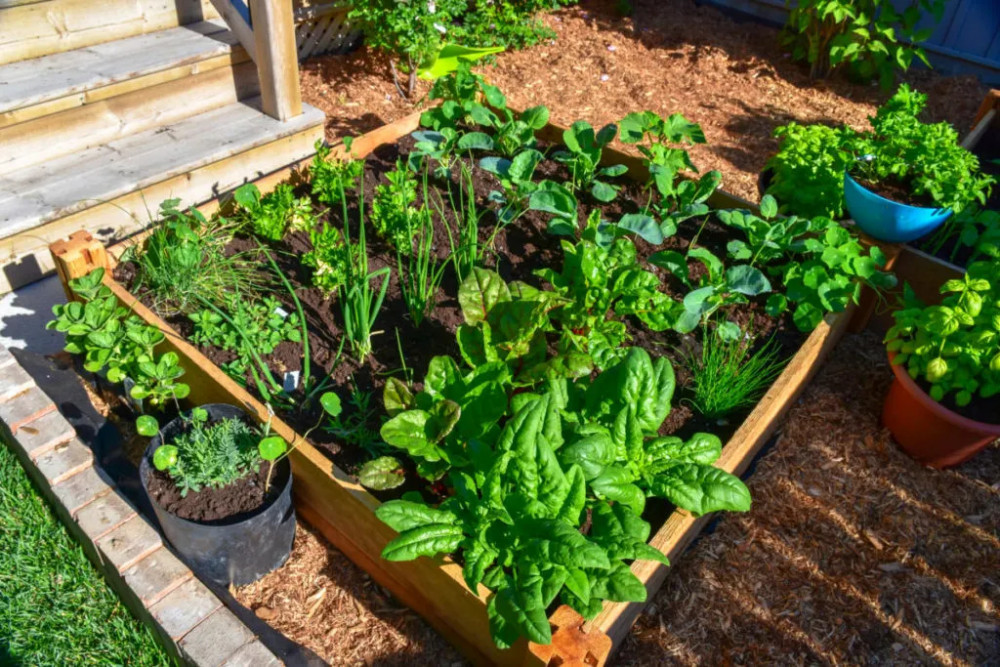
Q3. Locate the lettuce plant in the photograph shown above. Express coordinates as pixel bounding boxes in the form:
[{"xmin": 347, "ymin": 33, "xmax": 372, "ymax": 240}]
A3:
[{"xmin": 886, "ymin": 260, "xmax": 1000, "ymax": 406}]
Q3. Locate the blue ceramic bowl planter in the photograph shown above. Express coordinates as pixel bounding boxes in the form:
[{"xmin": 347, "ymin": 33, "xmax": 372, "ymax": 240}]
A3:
[{"xmin": 843, "ymin": 171, "xmax": 952, "ymax": 243}]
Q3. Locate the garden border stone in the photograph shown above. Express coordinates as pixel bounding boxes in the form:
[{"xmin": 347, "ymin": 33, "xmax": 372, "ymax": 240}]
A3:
[{"xmin": 0, "ymin": 345, "xmax": 283, "ymax": 667}]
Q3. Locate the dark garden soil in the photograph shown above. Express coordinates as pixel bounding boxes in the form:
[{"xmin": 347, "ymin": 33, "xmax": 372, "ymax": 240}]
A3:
[
  {"xmin": 146, "ymin": 463, "xmax": 281, "ymax": 523},
  {"xmin": 854, "ymin": 175, "xmax": 938, "ymax": 209}
]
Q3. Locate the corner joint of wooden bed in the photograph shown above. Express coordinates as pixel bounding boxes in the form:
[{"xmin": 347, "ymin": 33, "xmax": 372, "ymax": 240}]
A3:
[
  {"xmin": 529, "ymin": 606, "xmax": 612, "ymax": 667},
  {"xmin": 49, "ymin": 231, "xmax": 110, "ymax": 300}
]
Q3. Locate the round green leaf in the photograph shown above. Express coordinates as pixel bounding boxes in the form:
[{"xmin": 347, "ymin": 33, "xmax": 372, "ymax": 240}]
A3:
[
  {"xmin": 320, "ymin": 392, "xmax": 342, "ymax": 418},
  {"xmin": 135, "ymin": 415, "xmax": 159, "ymax": 437},
  {"xmin": 152, "ymin": 445, "xmax": 178, "ymax": 471},
  {"xmin": 258, "ymin": 436, "xmax": 287, "ymax": 461}
]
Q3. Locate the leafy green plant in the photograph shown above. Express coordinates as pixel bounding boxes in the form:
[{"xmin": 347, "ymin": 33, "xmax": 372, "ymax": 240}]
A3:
[
  {"xmin": 376, "ymin": 349, "xmax": 749, "ymax": 648},
  {"xmin": 922, "ymin": 206, "xmax": 1000, "ymax": 264},
  {"xmin": 764, "ymin": 121, "xmax": 856, "ymax": 219},
  {"xmin": 371, "ymin": 160, "xmax": 422, "ymax": 248},
  {"xmin": 553, "ymin": 121, "xmax": 627, "ymax": 202},
  {"xmin": 122, "ymin": 199, "xmax": 264, "ymax": 315},
  {"xmin": 348, "ymin": 0, "xmax": 468, "ymax": 98},
  {"xmin": 717, "ymin": 195, "xmax": 897, "ymax": 331},
  {"xmin": 150, "ymin": 409, "xmax": 263, "ymax": 496},
  {"xmin": 765, "ymin": 86, "xmax": 995, "ymax": 222},
  {"xmin": 189, "ymin": 295, "xmax": 301, "ymax": 383},
  {"xmin": 479, "ymin": 148, "xmax": 545, "ymax": 223},
  {"xmin": 781, "ymin": 0, "xmax": 945, "ymax": 88},
  {"xmin": 619, "ymin": 111, "xmax": 721, "ymax": 233},
  {"xmin": 681, "ymin": 327, "xmax": 786, "ymax": 419},
  {"xmin": 851, "ymin": 85, "xmax": 995, "ymax": 213},
  {"xmin": 461, "ymin": 0, "xmax": 578, "ymax": 50},
  {"xmin": 397, "ymin": 202, "xmax": 449, "ymax": 326},
  {"xmin": 233, "ymin": 183, "xmax": 315, "ymax": 242},
  {"xmin": 311, "ymin": 144, "xmax": 364, "ymax": 208},
  {"xmin": 47, "ymin": 268, "xmax": 190, "ymax": 407},
  {"xmin": 886, "ymin": 260, "xmax": 1000, "ymax": 405},
  {"xmin": 537, "ymin": 212, "xmax": 676, "ymax": 368},
  {"xmin": 304, "ymin": 223, "xmax": 351, "ymax": 296}
]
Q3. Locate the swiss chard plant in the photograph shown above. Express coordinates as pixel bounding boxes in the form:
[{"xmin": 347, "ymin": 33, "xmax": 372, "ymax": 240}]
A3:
[{"xmin": 886, "ymin": 260, "xmax": 1000, "ymax": 406}]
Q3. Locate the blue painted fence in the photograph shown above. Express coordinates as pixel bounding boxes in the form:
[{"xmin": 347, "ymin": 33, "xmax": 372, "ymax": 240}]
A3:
[{"xmin": 699, "ymin": 0, "xmax": 1000, "ymax": 85}]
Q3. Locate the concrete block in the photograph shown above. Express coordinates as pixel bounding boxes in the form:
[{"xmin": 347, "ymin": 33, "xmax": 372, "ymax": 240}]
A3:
[
  {"xmin": 0, "ymin": 363, "xmax": 34, "ymax": 402},
  {"xmin": 178, "ymin": 608, "xmax": 254, "ymax": 667},
  {"xmin": 34, "ymin": 437, "xmax": 93, "ymax": 485},
  {"xmin": 219, "ymin": 640, "xmax": 282, "ymax": 667},
  {"xmin": 0, "ymin": 386, "xmax": 56, "ymax": 434},
  {"xmin": 150, "ymin": 577, "xmax": 222, "ymax": 640},
  {"xmin": 10, "ymin": 408, "xmax": 75, "ymax": 460},
  {"xmin": 95, "ymin": 514, "xmax": 162, "ymax": 573},
  {"xmin": 75, "ymin": 487, "xmax": 136, "ymax": 538},
  {"xmin": 121, "ymin": 546, "xmax": 192, "ymax": 608},
  {"xmin": 51, "ymin": 464, "xmax": 114, "ymax": 516}
]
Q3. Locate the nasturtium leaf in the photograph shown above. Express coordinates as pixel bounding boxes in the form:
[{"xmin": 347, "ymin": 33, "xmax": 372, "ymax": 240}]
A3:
[
  {"xmin": 258, "ymin": 436, "xmax": 287, "ymax": 461},
  {"xmin": 320, "ymin": 392, "xmax": 342, "ymax": 418},
  {"xmin": 136, "ymin": 415, "xmax": 159, "ymax": 437},
  {"xmin": 716, "ymin": 320, "xmax": 742, "ymax": 341},
  {"xmin": 151, "ymin": 445, "xmax": 177, "ymax": 471},
  {"xmin": 357, "ymin": 456, "xmax": 406, "ymax": 490},
  {"xmin": 766, "ymin": 293, "xmax": 788, "ymax": 317}
]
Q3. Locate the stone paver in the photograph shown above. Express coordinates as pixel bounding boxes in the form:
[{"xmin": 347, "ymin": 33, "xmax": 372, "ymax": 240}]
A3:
[
  {"xmin": 95, "ymin": 514, "xmax": 162, "ymax": 573},
  {"xmin": 0, "ymin": 385, "xmax": 57, "ymax": 434},
  {"xmin": 9, "ymin": 408, "xmax": 75, "ymax": 459},
  {"xmin": 50, "ymin": 465, "xmax": 114, "ymax": 515},
  {"xmin": 179, "ymin": 609, "xmax": 254, "ymax": 667},
  {"xmin": 121, "ymin": 546, "xmax": 192, "ymax": 607},
  {"xmin": 33, "ymin": 437, "xmax": 93, "ymax": 484},
  {"xmin": 150, "ymin": 577, "xmax": 223, "ymax": 640},
  {"xmin": 0, "ymin": 345, "xmax": 15, "ymax": 370},
  {"xmin": 0, "ymin": 364, "xmax": 36, "ymax": 403},
  {"xmin": 219, "ymin": 640, "xmax": 282, "ymax": 667},
  {"xmin": 75, "ymin": 487, "xmax": 135, "ymax": 538}
]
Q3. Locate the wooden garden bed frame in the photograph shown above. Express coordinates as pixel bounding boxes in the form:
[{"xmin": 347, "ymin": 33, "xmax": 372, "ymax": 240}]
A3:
[{"xmin": 50, "ymin": 111, "xmax": 862, "ymax": 666}]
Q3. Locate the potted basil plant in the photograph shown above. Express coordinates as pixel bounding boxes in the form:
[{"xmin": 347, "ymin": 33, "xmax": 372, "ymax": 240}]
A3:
[{"xmin": 883, "ymin": 259, "xmax": 1000, "ymax": 467}]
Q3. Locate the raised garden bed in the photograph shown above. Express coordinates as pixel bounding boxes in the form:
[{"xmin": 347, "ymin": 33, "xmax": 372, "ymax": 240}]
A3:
[{"xmin": 50, "ymin": 96, "xmax": 880, "ymax": 664}]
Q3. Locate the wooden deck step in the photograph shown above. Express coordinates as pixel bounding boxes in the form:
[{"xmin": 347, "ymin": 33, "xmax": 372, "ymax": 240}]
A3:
[
  {"xmin": 0, "ymin": 100, "xmax": 324, "ymax": 292},
  {"xmin": 0, "ymin": 20, "xmax": 246, "ymax": 128},
  {"xmin": 0, "ymin": 0, "xmax": 219, "ymax": 66}
]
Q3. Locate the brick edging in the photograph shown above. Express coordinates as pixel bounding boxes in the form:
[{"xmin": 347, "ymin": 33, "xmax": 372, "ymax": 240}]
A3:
[{"xmin": 0, "ymin": 344, "xmax": 282, "ymax": 667}]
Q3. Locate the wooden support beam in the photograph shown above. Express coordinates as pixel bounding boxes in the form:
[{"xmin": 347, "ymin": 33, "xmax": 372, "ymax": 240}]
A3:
[
  {"xmin": 49, "ymin": 231, "xmax": 108, "ymax": 300},
  {"xmin": 208, "ymin": 0, "xmax": 257, "ymax": 62},
  {"xmin": 250, "ymin": 0, "xmax": 303, "ymax": 121}
]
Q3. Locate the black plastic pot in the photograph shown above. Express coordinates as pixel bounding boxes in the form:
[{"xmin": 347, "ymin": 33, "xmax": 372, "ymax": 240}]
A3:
[{"xmin": 139, "ymin": 404, "xmax": 296, "ymax": 587}]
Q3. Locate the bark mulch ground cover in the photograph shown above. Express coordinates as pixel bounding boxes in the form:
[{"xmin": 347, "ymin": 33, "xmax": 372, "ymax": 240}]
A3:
[
  {"xmin": 619, "ymin": 331, "xmax": 1000, "ymax": 666},
  {"xmin": 299, "ymin": 0, "xmax": 988, "ymax": 204},
  {"xmin": 232, "ymin": 2, "xmax": 998, "ymax": 662}
]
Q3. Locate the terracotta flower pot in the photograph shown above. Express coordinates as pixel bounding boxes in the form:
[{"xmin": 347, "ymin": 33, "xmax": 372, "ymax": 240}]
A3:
[{"xmin": 882, "ymin": 352, "xmax": 1000, "ymax": 468}]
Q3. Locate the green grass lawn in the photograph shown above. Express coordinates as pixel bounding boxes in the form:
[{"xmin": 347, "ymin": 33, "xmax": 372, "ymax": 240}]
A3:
[{"xmin": 0, "ymin": 442, "xmax": 171, "ymax": 666}]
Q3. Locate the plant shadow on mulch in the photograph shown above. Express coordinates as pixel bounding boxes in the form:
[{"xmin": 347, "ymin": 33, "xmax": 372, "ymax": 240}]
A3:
[{"xmin": 615, "ymin": 330, "xmax": 1000, "ymax": 665}]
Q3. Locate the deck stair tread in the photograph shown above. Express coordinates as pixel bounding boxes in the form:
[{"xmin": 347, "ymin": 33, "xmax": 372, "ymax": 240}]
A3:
[
  {"xmin": 0, "ymin": 100, "xmax": 324, "ymax": 240},
  {"xmin": 0, "ymin": 20, "xmax": 237, "ymax": 114}
]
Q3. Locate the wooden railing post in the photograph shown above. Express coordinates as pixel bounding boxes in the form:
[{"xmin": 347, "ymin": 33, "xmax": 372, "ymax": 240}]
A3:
[
  {"xmin": 49, "ymin": 231, "xmax": 109, "ymax": 301},
  {"xmin": 249, "ymin": 0, "xmax": 303, "ymax": 121}
]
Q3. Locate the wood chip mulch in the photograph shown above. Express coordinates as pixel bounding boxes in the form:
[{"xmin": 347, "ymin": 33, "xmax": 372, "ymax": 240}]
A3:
[
  {"xmin": 299, "ymin": 0, "xmax": 988, "ymax": 203},
  {"xmin": 617, "ymin": 331, "xmax": 1000, "ymax": 665},
  {"xmin": 249, "ymin": 3, "xmax": 998, "ymax": 663}
]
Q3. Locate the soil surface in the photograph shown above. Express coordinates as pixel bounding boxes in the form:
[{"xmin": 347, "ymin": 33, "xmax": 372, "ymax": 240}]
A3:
[
  {"xmin": 299, "ymin": 0, "xmax": 987, "ymax": 205},
  {"xmin": 854, "ymin": 175, "xmax": 938, "ymax": 209},
  {"xmin": 146, "ymin": 463, "xmax": 282, "ymax": 524}
]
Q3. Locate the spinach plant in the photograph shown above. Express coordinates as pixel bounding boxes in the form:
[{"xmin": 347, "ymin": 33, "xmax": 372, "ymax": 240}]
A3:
[
  {"xmin": 886, "ymin": 260, "xmax": 1000, "ymax": 405},
  {"xmin": 552, "ymin": 121, "xmax": 627, "ymax": 202}
]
